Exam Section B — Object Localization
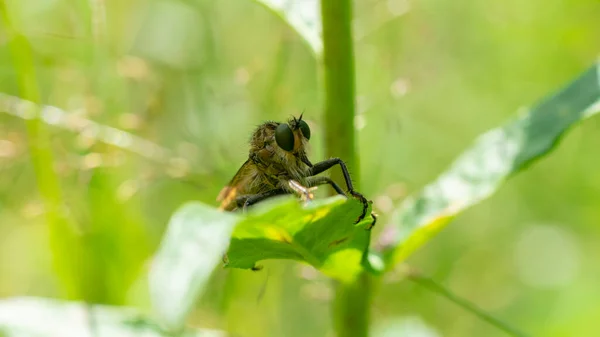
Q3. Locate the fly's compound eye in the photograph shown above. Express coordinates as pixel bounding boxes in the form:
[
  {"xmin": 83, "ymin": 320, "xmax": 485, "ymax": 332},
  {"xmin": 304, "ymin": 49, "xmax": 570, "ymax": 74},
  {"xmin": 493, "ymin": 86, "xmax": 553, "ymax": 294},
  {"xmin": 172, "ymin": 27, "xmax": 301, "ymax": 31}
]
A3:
[
  {"xmin": 298, "ymin": 119, "xmax": 311, "ymax": 140},
  {"xmin": 275, "ymin": 123, "xmax": 295, "ymax": 151}
]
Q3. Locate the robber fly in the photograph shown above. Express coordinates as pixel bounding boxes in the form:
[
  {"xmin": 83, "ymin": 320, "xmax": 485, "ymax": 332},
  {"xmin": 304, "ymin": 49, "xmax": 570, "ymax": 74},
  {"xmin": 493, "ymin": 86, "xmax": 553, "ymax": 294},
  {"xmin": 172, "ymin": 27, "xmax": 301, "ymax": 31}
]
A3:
[{"xmin": 217, "ymin": 114, "xmax": 376, "ymax": 228}]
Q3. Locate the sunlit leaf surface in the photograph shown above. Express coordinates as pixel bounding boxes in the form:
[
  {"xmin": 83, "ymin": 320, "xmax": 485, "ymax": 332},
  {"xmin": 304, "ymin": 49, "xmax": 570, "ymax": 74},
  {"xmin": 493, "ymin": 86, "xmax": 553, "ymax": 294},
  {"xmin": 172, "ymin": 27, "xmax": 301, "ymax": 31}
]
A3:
[
  {"xmin": 0, "ymin": 297, "xmax": 225, "ymax": 337},
  {"xmin": 225, "ymin": 195, "xmax": 374, "ymax": 283},
  {"xmin": 252, "ymin": 0, "xmax": 322, "ymax": 55},
  {"xmin": 382, "ymin": 63, "xmax": 600, "ymax": 268}
]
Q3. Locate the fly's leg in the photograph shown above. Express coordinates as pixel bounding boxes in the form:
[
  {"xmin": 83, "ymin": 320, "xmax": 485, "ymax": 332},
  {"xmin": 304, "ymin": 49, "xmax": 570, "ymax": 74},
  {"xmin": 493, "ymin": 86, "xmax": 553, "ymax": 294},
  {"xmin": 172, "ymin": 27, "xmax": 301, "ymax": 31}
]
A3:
[
  {"xmin": 288, "ymin": 180, "xmax": 317, "ymax": 202},
  {"xmin": 307, "ymin": 176, "xmax": 345, "ymax": 195},
  {"xmin": 235, "ymin": 188, "xmax": 288, "ymax": 212},
  {"xmin": 233, "ymin": 180, "xmax": 315, "ymax": 213},
  {"xmin": 367, "ymin": 211, "xmax": 378, "ymax": 230},
  {"xmin": 308, "ymin": 175, "xmax": 377, "ymax": 229},
  {"xmin": 308, "ymin": 158, "xmax": 373, "ymax": 226}
]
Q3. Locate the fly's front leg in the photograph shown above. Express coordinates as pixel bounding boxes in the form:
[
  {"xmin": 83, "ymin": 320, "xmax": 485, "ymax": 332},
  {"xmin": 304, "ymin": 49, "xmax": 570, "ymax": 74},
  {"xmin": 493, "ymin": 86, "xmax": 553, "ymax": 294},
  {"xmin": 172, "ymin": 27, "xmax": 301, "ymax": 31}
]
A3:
[
  {"xmin": 307, "ymin": 175, "xmax": 377, "ymax": 229},
  {"xmin": 288, "ymin": 180, "xmax": 317, "ymax": 202},
  {"xmin": 308, "ymin": 158, "xmax": 373, "ymax": 226}
]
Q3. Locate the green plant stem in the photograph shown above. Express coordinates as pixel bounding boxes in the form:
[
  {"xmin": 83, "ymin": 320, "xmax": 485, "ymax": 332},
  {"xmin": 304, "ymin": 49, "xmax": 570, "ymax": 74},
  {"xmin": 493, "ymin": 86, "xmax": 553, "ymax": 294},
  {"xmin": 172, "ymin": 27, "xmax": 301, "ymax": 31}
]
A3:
[
  {"xmin": 332, "ymin": 272, "xmax": 372, "ymax": 337},
  {"xmin": 321, "ymin": 0, "xmax": 357, "ymax": 174},
  {"xmin": 408, "ymin": 272, "xmax": 529, "ymax": 337},
  {"xmin": 320, "ymin": 1, "xmax": 369, "ymax": 337}
]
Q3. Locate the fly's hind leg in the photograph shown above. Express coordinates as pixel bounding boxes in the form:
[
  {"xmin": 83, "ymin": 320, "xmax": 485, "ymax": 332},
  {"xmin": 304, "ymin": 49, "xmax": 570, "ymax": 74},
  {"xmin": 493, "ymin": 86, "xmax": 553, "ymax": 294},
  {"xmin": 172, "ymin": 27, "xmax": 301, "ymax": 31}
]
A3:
[
  {"xmin": 234, "ymin": 181, "xmax": 315, "ymax": 212},
  {"xmin": 235, "ymin": 188, "xmax": 288, "ymax": 212}
]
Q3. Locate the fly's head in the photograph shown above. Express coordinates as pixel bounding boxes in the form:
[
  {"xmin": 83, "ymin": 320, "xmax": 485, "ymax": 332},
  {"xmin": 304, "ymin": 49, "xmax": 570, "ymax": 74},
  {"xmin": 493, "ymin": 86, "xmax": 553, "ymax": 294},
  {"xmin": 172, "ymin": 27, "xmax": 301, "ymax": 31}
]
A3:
[{"xmin": 250, "ymin": 114, "xmax": 313, "ymax": 170}]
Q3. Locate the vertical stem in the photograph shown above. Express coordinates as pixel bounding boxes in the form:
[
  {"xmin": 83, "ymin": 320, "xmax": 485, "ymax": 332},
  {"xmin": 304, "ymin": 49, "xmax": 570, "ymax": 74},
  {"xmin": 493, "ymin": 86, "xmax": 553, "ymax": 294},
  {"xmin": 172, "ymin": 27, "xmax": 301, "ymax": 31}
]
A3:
[
  {"xmin": 321, "ymin": 0, "xmax": 357, "ymax": 177},
  {"xmin": 320, "ymin": 1, "xmax": 370, "ymax": 337},
  {"xmin": 332, "ymin": 273, "xmax": 371, "ymax": 337}
]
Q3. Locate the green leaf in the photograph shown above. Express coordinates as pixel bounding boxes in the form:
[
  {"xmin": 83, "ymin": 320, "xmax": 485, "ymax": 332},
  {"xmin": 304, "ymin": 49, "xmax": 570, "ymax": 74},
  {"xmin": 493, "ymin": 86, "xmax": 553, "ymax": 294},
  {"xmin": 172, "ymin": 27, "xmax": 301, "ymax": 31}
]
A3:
[
  {"xmin": 225, "ymin": 195, "xmax": 374, "ymax": 283},
  {"xmin": 382, "ymin": 62, "xmax": 600, "ymax": 268},
  {"xmin": 251, "ymin": 0, "xmax": 322, "ymax": 55},
  {"xmin": 149, "ymin": 195, "xmax": 374, "ymax": 331},
  {"xmin": 0, "ymin": 297, "xmax": 225, "ymax": 337},
  {"xmin": 149, "ymin": 202, "xmax": 239, "ymax": 331}
]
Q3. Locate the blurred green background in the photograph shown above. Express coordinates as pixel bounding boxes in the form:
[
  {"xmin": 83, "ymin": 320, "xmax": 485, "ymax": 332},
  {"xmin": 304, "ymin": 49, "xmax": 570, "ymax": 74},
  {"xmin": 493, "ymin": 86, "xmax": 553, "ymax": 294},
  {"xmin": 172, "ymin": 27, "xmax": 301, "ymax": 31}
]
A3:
[{"xmin": 1, "ymin": 0, "xmax": 599, "ymax": 336}]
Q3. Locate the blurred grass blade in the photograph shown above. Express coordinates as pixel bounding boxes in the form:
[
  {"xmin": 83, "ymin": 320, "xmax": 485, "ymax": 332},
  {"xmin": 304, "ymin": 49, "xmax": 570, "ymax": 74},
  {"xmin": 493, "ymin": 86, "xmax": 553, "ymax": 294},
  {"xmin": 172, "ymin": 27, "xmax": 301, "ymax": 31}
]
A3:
[
  {"xmin": 0, "ymin": 3, "xmax": 83, "ymax": 298},
  {"xmin": 0, "ymin": 297, "xmax": 225, "ymax": 337},
  {"xmin": 407, "ymin": 272, "xmax": 528, "ymax": 337},
  {"xmin": 149, "ymin": 203, "xmax": 239, "ymax": 331},
  {"xmin": 225, "ymin": 196, "xmax": 374, "ymax": 283},
  {"xmin": 0, "ymin": 94, "xmax": 173, "ymax": 164},
  {"xmin": 382, "ymin": 62, "xmax": 600, "ymax": 268},
  {"xmin": 251, "ymin": 0, "xmax": 322, "ymax": 55}
]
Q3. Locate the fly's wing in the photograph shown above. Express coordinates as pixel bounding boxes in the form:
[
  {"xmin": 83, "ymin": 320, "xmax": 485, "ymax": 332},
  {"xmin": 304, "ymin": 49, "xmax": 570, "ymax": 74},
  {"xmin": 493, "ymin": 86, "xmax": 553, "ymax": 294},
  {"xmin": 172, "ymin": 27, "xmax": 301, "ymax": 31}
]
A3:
[{"xmin": 217, "ymin": 159, "xmax": 256, "ymax": 211}]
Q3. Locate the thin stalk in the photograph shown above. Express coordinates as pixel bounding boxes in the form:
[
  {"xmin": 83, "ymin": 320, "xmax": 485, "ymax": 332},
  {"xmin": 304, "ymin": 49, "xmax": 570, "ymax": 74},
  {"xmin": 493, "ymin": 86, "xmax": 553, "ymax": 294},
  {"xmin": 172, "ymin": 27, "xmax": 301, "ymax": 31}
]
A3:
[
  {"xmin": 408, "ymin": 272, "xmax": 529, "ymax": 337},
  {"xmin": 320, "ymin": 1, "xmax": 370, "ymax": 337}
]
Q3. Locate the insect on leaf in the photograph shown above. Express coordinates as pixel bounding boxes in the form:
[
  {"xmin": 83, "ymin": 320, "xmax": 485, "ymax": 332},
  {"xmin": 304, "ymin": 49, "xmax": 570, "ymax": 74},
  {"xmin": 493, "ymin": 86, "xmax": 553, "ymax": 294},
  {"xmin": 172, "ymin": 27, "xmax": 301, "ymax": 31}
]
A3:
[{"xmin": 381, "ymin": 62, "xmax": 600, "ymax": 269}]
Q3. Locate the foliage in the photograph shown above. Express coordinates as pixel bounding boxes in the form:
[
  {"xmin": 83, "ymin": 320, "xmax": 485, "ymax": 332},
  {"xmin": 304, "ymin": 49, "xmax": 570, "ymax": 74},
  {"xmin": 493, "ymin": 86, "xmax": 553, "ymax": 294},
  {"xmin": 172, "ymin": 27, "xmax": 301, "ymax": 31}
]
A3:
[
  {"xmin": 225, "ymin": 196, "xmax": 374, "ymax": 282},
  {"xmin": 149, "ymin": 202, "xmax": 238, "ymax": 331},
  {"xmin": 0, "ymin": 0, "xmax": 599, "ymax": 337},
  {"xmin": 146, "ymin": 60, "xmax": 599, "ymax": 332},
  {"xmin": 382, "ymin": 62, "xmax": 600, "ymax": 268},
  {"xmin": 0, "ymin": 297, "xmax": 224, "ymax": 337}
]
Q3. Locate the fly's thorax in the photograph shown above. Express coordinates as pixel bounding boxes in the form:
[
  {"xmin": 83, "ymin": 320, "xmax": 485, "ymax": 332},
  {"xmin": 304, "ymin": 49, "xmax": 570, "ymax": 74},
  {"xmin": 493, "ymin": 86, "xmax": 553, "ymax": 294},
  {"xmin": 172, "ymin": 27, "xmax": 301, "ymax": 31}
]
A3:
[
  {"xmin": 281, "ymin": 151, "xmax": 310, "ymax": 179},
  {"xmin": 260, "ymin": 149, "xmax": 310, "ymax": 187}
]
